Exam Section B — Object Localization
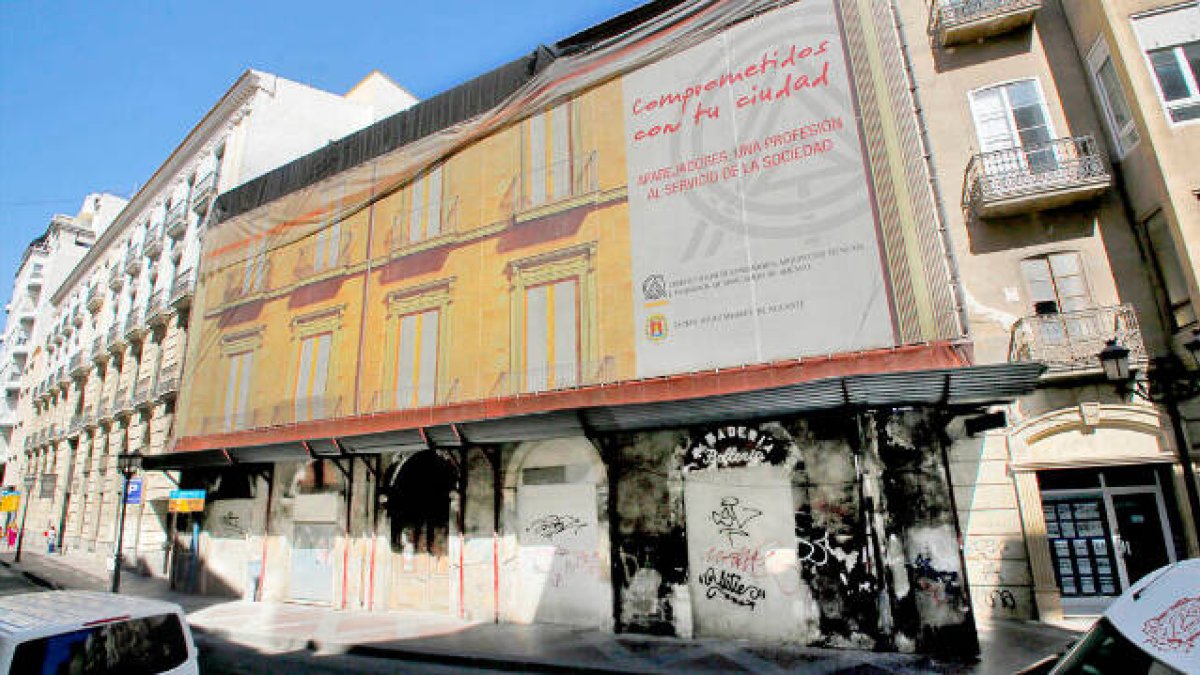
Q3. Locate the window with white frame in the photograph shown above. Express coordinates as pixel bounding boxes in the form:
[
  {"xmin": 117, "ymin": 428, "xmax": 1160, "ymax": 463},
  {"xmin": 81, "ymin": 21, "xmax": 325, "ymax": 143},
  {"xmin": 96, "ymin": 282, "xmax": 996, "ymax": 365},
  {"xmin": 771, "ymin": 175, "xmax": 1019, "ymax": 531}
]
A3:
[
  {"xmin": 1020, "ymin": 252, "xmax": 1094, "ymax": 345},
  {"xmin": 1133, "ymin": 3, "xmax": 1200, "ymax": 123},
  {"xmin": 968, "ymin": 79, "xmax": 1057, "ymax": 172},
  {"xmin": 1088, "ymin": 39, "xmax": 1140, "ymax": 157}
]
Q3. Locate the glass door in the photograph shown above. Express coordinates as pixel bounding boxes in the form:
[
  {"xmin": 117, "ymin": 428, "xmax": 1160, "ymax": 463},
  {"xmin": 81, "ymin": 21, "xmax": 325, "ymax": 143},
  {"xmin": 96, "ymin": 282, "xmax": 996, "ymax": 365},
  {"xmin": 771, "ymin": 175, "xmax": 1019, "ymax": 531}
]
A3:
[{"xmin": 1110, "ymin": 492, "xmax": 1171, "ymax": 587}]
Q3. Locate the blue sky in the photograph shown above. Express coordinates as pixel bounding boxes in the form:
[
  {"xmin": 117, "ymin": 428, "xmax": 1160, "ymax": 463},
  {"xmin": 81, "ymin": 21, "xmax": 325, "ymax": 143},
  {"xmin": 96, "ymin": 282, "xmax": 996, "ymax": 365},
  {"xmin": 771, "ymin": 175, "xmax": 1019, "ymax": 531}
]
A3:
[{"xmin": 0, "ymin": 0, "xmax": 644, "ymax": 313}]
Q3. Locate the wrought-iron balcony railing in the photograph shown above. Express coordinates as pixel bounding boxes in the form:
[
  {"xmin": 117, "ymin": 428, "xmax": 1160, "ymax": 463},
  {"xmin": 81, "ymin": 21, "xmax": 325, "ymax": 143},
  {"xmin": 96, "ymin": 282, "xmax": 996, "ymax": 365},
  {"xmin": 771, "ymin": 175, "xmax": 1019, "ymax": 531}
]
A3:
[
  {"xmin": 123, "ymin": 253, "xmax": 142, "ymax": 277},
  {"xmin": 86, "ymin": 285, "xmax": 105, "ymax": 313},
  {"xmin": 142, "ymin": 229, "xmax": 164, "ymax": 259},
  {"xmin": 165, "ymin": 203, "xmax": 188, "ymax": 239},
  {"xmin": 69, "ymin": 353, "xmax": 85, "ymax": 375},
  {"xmin": 124, "ymin": 308, "xmax": 147, "ymax": 340},
  {"xmin": 107, "ymin": 264, "xmax": 123, "ymax": 291},
  {"xmin": 147, "ymin": 290, "xmax": 171, "ymax": 325},
  {"xmin": 91, "ymin": 336, "xmax": 108, "ymax": 361},
  {"xmin": 1009, "ymin": 304, "xmax": 1147, "ymax": 377},
  {"xmin": 170, "ymin": 269, "xmax": 195, "ymax": 306},
  {"xmin": 154, "ymin": 374, "xmax": 179, "ymax": 399},
  {"xmin": 114, "ymin": 386, "xmax": 132, "ymax": 412},
  {"xmin": 68, "ymin": 415, "xmax": 84, "ymax": 436},
  {"xmin": 82, "ymin": 406, "xmax": 97, "ymax": 428},
  {"xmin": 106, "ymin": 325, "xmax": 124, "ymax": 350},
  {"xmin": 929, "ymin": 0, "xmax": 1040, "ymax": 46},
  {"xmin": 191, "ymin": 172, "xmax": 217, "ymax": 214},
  {"xmin": 963, "ymin": 136, "xmax": 1110, "ymax": 218}
]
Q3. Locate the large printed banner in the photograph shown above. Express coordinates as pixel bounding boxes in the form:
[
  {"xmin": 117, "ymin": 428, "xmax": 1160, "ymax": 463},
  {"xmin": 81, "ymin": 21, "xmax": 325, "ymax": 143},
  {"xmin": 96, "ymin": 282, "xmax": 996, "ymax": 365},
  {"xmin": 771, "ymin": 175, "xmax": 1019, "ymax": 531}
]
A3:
[{"xmin": 623, "ymin": 0, "xmax": 895, "ymax": 378}]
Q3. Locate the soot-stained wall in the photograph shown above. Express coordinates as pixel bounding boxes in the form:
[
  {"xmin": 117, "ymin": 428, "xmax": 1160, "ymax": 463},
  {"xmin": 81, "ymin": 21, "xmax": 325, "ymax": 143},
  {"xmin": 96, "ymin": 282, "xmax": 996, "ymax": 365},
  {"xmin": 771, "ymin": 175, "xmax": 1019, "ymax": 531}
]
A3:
[{"xmin": 603, "ymin": 407, "xmax": 974, "ymax": 655}]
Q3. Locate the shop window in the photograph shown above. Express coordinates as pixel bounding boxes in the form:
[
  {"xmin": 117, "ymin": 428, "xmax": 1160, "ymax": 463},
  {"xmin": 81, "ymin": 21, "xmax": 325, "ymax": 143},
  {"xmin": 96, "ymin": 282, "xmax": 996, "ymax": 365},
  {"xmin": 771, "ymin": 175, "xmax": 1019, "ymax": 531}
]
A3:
[{"xmin": 1133, "ymin": 3, "xmax": 1200, "ymax": 123}]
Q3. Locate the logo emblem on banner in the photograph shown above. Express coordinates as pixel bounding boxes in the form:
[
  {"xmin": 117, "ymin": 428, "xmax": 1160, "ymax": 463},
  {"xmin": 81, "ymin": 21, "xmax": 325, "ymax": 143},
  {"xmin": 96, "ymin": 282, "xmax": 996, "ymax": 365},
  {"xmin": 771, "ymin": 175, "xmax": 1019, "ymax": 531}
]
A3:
[
  {"xmin": 642, "ymin": 274, "xmax": 668, "ymax": 301},
  {"xmin": 645, "ymin": 314, "xmax": 669, "ymax": 342}
]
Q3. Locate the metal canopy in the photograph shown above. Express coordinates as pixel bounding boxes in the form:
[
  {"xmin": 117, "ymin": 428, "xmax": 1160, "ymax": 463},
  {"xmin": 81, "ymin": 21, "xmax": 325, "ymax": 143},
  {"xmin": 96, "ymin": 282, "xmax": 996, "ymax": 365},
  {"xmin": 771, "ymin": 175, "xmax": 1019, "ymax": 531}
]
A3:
[{"xmin": 152, "ymin": 362, "xmax": 1044, "ymax": 469}]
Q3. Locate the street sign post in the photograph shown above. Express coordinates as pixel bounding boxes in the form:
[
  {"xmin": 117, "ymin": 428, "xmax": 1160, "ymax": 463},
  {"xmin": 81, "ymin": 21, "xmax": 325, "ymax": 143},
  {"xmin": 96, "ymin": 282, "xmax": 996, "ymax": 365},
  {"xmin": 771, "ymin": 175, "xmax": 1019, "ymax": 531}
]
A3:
[{"xmin": 125, "ymin": 478, "xmax": 143, "ymax": 505}]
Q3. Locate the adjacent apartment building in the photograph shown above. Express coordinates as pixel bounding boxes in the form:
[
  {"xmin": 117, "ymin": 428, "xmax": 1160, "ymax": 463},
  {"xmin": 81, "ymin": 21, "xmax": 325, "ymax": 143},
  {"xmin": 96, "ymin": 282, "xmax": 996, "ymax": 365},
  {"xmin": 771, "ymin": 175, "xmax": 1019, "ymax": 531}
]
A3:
[
  {"xmin": 1, "ymin": 194, "xmax": 126, "ymax": 479},
  {"xmin": 16, "ymin": 70, "xmax": 416, "ymax": 577},
  {"xmin": 894, "ymin": 0, "xmax": 1200, "ymax": 625}
]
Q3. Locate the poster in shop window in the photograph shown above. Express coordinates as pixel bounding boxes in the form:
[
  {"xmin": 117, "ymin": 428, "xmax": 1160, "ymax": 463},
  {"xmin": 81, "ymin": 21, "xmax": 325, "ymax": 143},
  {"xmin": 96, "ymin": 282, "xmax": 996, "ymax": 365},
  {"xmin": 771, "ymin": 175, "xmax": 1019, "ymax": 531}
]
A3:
[{"xmin": 622, "ymin": 0, "xmax": 895, "ymax": 378}]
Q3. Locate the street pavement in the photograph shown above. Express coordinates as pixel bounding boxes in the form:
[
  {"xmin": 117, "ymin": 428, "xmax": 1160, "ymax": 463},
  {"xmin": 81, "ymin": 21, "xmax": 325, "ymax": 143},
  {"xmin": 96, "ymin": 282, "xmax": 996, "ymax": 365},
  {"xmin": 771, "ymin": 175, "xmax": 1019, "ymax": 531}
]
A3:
[{"xmin": 0, "ymin": 548, "xmax": 1082, "ymax": 673}]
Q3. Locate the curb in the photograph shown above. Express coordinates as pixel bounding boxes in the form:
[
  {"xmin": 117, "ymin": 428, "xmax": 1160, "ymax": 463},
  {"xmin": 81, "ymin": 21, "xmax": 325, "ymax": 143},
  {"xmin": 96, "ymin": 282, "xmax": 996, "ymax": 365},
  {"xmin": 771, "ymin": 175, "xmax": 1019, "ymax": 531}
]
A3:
[
  {"xmin": 0, "ymin": 559, "xmax": 64, "ymax": 591},
  {"xmin": 190, "ymin": 623, "xmax": 655, "ymax": 674}
]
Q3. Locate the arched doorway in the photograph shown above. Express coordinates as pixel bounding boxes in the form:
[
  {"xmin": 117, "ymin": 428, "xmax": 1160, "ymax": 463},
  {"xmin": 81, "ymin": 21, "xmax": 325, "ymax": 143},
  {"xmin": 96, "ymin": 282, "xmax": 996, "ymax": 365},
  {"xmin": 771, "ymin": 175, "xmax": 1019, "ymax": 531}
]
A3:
[{"xmin": 383, "ymin": 451, "xmax": 454, "ymax": 612}]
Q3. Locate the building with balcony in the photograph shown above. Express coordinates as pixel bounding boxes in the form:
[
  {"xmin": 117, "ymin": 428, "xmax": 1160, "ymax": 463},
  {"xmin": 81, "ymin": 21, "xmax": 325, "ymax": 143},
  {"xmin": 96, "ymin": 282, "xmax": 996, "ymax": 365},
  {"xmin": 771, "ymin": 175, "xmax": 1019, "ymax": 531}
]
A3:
[
  {"xmin": 13, "ymin": 68, "xmax": 418, "ymax": 584},
  {"xmin": 138, "ymin": 0, "xmax": 1090, "ymax": 656},
  {"xmin": 894, "ymin": 0, "xmax": 1200, "ymax": 625},
  {"xmin": 0, "ymin": 194, "xmax": 125, "ymax": 484}
]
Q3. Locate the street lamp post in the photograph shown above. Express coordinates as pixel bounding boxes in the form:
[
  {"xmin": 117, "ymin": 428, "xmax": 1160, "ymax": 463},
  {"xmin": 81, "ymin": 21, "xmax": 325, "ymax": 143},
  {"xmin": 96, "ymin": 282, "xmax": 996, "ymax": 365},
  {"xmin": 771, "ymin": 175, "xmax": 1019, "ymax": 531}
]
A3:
[
  {"xmin": 111, "ymin": 451, "xmax": 142, "ymax": 593},
  {"xmin": 1099, "ymin": 329, "xmax": 1200, "ymax": 542},
  {"xmin": 14, "ymin": 474, "xmax": 36, "ymax": 563}
]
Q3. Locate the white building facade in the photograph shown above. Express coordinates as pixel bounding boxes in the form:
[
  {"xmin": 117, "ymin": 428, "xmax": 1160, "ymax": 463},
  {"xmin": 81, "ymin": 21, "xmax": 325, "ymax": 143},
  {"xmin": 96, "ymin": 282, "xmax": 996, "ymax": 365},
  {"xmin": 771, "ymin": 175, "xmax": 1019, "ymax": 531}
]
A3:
[{"xmin": 16, "ymin": 69, "xmax": 415, "ymax": 574}]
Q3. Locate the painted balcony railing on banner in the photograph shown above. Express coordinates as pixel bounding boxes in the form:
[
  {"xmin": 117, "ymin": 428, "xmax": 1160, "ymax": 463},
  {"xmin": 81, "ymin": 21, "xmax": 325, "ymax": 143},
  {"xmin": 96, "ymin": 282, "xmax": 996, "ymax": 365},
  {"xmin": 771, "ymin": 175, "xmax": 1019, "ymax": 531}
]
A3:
[
  {"xmin": 929, "ymin": 0, "xmax": 1040, "ymax": 46},
  {"xmin": 386, "ymin": 197, "xmax": 459, "ymax": 252},
  {"xmin": 170, "ymin": 269, "xmax": 195, "ymax": 306},
  {"xmin": 223, "ymin": 260, "xmax": 271, "ymax": 304},
  {"xmin": 293, "ymin": 232, "xmax": 353, "ymax": 280},
  {"xmin": 515, "ymin": 152, "xmax": 599, "ymax": 216},
  {"xmin": 491, "ymin": 357, "xmax": 618, "ymax": 397},
  {"xmin": 1009, "ymin": 304, "xmax": 1146, "ymax": 376},
  {"xmin": 366, "ymin": 378, "xmax": 462, "ymax": 414},
  {"xmin": 963, "ymin": 136, "xmax": 1110, "ymax": 217},
  {"xmin": 273, "ymin": 395, "xmax": 345, "ymax": 427}
]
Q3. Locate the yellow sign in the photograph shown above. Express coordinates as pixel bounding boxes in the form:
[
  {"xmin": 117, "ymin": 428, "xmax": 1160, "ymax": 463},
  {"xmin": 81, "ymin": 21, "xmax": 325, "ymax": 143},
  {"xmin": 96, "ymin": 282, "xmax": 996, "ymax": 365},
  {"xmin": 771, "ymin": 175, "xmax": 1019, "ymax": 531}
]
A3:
[
  {"xmin": 168, "ymin": 489, "xmax": 206, "ymax": 513},
  {"xmin": 0, "ymin": 494, "xmax": 18, "ymax": 513}
]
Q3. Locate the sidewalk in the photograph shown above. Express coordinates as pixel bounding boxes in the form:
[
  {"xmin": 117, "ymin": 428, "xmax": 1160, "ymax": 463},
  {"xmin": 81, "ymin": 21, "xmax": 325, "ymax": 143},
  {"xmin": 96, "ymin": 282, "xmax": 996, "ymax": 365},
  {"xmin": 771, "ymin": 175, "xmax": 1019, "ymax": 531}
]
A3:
[{"xmin": 0, "ymin": 549, "xmax": 1079, "ymax": 674}]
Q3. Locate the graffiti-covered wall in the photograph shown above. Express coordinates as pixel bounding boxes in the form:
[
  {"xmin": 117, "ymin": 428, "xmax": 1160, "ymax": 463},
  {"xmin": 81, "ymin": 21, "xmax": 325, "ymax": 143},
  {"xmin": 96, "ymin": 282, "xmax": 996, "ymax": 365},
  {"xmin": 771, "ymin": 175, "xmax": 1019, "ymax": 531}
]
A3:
[{"xmin": 604, "ymin": 408, "xmax": 975, "ymax": 655}]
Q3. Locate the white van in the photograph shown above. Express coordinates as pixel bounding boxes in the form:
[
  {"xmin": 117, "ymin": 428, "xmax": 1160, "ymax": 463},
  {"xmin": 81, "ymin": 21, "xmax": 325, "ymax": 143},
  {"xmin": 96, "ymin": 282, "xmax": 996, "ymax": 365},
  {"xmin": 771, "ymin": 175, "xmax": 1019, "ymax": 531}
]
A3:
[
  {"xmin": 0, "ymin": 591, "xmax": 198, "ymax": 674},
  {"xmin": 1021, "ymin": 558, "xmax": 1200, "ymax": 675}
]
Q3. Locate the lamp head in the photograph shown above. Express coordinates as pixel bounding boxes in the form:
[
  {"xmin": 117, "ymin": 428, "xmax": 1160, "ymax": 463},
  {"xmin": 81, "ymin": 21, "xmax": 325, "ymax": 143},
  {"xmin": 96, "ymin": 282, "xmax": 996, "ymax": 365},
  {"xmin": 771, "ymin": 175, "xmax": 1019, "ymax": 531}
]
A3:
[{"xmin": 1098, "ymin": 339, "xmax": 1131, "ymax": 383}]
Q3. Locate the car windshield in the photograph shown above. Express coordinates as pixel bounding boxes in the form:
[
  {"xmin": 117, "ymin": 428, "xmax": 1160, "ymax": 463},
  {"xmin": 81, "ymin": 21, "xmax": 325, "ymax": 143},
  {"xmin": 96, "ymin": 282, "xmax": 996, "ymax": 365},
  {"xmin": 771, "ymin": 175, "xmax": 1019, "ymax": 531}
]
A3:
[
  {"xmin": 11, "ymin": 612, "xmax": 189, "ymax": 675},
  {"xmin": 1052, "ymin": 618, "xmax": 1182, "ymax": 675}
]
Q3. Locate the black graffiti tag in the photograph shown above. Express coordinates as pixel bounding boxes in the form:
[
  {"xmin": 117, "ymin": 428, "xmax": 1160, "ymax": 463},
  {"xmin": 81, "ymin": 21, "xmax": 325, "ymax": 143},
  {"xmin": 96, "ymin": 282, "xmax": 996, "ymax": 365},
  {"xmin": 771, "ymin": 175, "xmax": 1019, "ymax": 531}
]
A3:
[
  {"xmin": 699, "ymin": 567, "xmax": 766, "ymax": 609},
  {"xmin": 711, "ymin": 497, "xmax": 762, "ymax": 546},
  {"xmin": 525, "ymin": 514, "xmax": 587, "ymax": 542}
]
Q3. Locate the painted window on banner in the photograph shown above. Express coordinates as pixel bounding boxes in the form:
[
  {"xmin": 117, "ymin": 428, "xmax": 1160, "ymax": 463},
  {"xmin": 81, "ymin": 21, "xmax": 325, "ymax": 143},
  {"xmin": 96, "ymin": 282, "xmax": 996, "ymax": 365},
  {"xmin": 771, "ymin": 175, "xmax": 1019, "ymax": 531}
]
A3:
[
  {"xmin": 223, "ymin": 350, "xmax": 253, "ymax": 431},
  {"xmin": 523, "ymin": 104, "xmax": 575, "ymax": 208},
  {"xmin": 525, "ymin": 279, "xmax": 579, "ymax": 392},
  {"xmin": 313, "ymin": 221, "xmax": 342, "ymax": 273},
  {"xmin": 242, "ymin": 239, "xmax": 268, "ymax": 294},
  {"xmin": 399, "ymin": 165, "xmax": 444, "ymax": 245},
  {"xmin": 395, "ymin": 308, "xmax": 440, "ymax": 408},
  {"xmin": 295, "ymin": 332, "xmax": 332, "ymax": 422}
]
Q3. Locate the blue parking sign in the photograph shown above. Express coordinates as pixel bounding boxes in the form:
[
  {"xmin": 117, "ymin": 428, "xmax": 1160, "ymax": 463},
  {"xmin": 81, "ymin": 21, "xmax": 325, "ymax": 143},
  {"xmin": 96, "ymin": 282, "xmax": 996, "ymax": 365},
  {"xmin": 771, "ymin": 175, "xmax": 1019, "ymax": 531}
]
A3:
[{"xmin": 125, "ymin": 478, "xmax": 143, "ymax": 505}]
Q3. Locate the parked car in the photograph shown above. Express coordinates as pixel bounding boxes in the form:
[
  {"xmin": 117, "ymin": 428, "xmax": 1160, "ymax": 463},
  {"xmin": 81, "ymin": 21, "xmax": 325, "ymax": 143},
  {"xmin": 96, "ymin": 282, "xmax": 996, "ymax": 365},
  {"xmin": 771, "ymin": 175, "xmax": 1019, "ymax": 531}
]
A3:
[
  {"xmin": 0, "ymin": 590, "xmax": 198, "ymax": 674},
  {"xmin": 1019, "ymin": 558, "xmax": 1199, "ymax": 674}
]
